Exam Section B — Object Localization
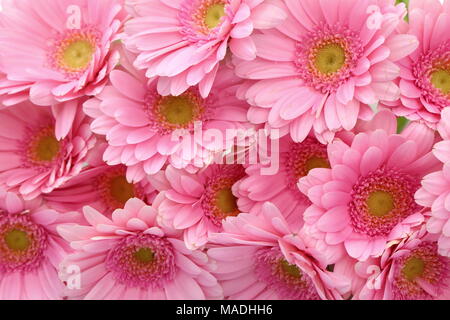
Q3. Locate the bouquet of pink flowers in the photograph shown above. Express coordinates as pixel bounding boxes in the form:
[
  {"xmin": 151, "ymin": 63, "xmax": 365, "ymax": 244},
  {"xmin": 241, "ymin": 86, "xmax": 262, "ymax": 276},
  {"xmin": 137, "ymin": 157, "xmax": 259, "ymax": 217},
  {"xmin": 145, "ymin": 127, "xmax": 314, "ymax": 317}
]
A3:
[{"xmin": 0, "ymin": 0, "xmax": 449, "ymax": 300}]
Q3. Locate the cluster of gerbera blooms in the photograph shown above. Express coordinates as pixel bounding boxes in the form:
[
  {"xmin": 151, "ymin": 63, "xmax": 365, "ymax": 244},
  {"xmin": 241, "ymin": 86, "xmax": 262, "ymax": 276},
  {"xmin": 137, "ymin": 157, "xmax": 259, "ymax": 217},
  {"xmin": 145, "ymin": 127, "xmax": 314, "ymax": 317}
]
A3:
[{"xmin": 0, "ymin": 0, "xmax": 449, "ymax": 300}]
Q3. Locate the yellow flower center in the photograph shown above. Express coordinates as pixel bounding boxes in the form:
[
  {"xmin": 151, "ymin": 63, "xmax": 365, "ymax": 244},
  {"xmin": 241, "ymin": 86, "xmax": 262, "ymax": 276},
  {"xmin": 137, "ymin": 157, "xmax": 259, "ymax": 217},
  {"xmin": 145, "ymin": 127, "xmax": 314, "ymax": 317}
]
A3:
[
  {"xmin": 159, "ymin": 96, "xmax": 196, "ymax": 125},
  {"xmin": 134, "ymin": 247, "xmax": 155, "ymax": 264},
  {"xmin": 204, "ymin": 4, "xmax": 225, "ymax": 29},
  {"xmin": 280, "ymin": 259, "xmax": 302, "ymax": 279},
  {"xmin": 30, "ymin": 129, "xmax": 60, "ymax": 162},
  {"xmin": 61, "ymin": 39, "xmax": 94, "ymax": 71},
  {"xmin": 109, "ymin": 176, "xmax": 135, "ymax": 205},
  {"xmin": 402, "ymin": 256, "xmax": 425, "ymax": 281},
  {"xmin": 367, "ymin": 190, "xmax": 395, "ymax": 217},
  {"xmin": 215, "ymin": 188, "xmax": 238, "ymax": 215},
  {"xmin": 431, "ymin": 69, "xmax": 450, "ymax": 95},
  {"xmin": 4, "ymin": 229, "xmax": 30, "ymax": 251},
  {"xmin": 314, "ymin": 44, "xmax": 346, "ymax": 75}
]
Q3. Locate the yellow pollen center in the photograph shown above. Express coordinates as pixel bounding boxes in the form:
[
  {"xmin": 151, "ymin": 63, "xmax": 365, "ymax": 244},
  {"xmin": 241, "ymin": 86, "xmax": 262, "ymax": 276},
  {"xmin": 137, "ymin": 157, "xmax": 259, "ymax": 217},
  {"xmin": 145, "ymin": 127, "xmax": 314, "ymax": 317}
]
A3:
[
  {"xmin": 402, "ymin": 256, "xmax": 425, "ymax": 281},
  {"xmin": 215, "ymin": 188, "xmax": 238, "ymax": 214},
  {"xmin": 367, "ymin": 190, "xmax": 395, "ymax": 217},
  {"xmin": 305, "ymin": 156, "xmax": 330, "ymax": 174},
  {"xmin": 34, "ymin": 135, "xmax": 60, "ymax": 162},
  {"xmin": 61, "ymin": 40, "xmax": 94, "ymax": 71},
  {"xmin": 431, "ymin": 69, "xmax": 450, "ymax": 94},
  {"xmin": 159, "ymin": 96, "xmax": 196, "ymax": 125},
  {"xmin": 4, "ymin": 229, "xmax": 30, "ymax": 251},
  {"xmin": 314, "ymin": 44, "xmax": 346, "ymax": 74},
  {"xmin": 205, "ymin": 4, "xmax": 225, "ymax": 29},
  {"xmin": 280, "ymin": 259, "xmax": 301, "ymax": 279},
  {"xmin": 134, "ymin": 247, "xmax": 155, "ymax": 264},
  {"xmin": 109, "ymin": 176, "xmax": 135, "ymax": 205}
]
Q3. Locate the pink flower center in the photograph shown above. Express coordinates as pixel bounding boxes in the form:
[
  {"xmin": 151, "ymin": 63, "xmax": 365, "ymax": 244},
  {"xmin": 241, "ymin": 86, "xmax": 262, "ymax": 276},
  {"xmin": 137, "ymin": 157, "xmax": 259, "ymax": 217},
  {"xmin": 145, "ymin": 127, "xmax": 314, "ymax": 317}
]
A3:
[
  {"xmin": 0, "ymin": 213, "xmax": 48, "ymax": 273},
  {"xmin": 105, "ymin": 233, "xmax": 176, "ymax": 289},
  {"xmin": 180, "ymin": 0, "xmax": 229, "ymax": 42},
  {"xmin": 96, "ymin": 167, "xmax": 145, "ymax": 213},
  {"xmin": 393, "ymin": 242, "xmax": 449, "ymax": 299},
  {"xmin": 145, "ymin": 89, "xmax": 210, "ymax": 135},
  {"xmin": 201, "ymin": 165, "xmax": 245, "ymax": 227},
  {"xmin": 295, "ymin": 24, "xmax": 363, "ymax": 93},
  {"xmin": 349, "ymin": 167, "xmax": 420, "ymax": 237},
  {"xmin": 413, "ymin": 41, "xmax": 450, "ymax": 108},
  {"xmin": 254, "ymin": 247, "xmax": 320, "ymax": 300},
  {"xmin": 284, "ymin": 138, "xmax": 330, "ymax": 190},
  {"xmin": 48, "ymin": 27, "xmax": 100, "ymax": 79}
]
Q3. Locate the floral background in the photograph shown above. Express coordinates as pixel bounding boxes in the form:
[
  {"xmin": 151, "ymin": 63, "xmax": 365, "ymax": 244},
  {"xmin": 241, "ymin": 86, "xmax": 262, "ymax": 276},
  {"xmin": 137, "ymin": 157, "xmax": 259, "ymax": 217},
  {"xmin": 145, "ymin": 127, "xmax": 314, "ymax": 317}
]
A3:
[{"xmin": 0, "ymin": 0, "xmax": 449, "ymax": 300}]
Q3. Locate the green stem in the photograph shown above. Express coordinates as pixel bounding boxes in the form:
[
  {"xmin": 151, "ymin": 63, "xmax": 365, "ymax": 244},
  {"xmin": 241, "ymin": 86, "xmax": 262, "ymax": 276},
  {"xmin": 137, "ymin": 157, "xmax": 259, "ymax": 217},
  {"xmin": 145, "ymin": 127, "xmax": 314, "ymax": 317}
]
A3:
[{"xmin": 397, "ymin": 117, "xmax": 409, "ymax": 134}]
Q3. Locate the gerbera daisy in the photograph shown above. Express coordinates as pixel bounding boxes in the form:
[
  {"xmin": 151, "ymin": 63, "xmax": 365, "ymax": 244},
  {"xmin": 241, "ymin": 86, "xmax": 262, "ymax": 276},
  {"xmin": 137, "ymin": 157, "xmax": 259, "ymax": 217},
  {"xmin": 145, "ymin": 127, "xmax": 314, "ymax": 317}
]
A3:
[
  {"xmin": 58, "ymin": 197, "xmax": 222, "ymax": 300},
  {"xmin": 415, "ymin": 107, "xmax": 450, "ymax": 257},
  {"xmin": 234, "ymin": 135, "xmax": 330, "ymax": 230},
  {"xmin": 123, "ymin": 0, "xmax": 287, "ymax": 97},
  {"xmin": 0, "ymin": 100, "xmax": 96, "ymax": 200},
  {"xmin": 354, "ymin": 227, "xmax": 450, "ymax": 300},
  {"xmin": 298, "ymin": 110, "xmax": 440, "ymax": 261},
  {"xmin": 83, "ymin": 52, "xmax": 253, "ymax": 182},
  {"xmin": 208, "ymin": 202, "xmax": 349, "ymax": 300},
  {"xmin": 234, "ymin": 0, "xmax": 418, "ymax": 143},
  {"xmin": 0, "ymin": 190, "xmax": 79, "ymax": 300},
  {"xmin": 386, "ymin": 0, "xmax": 450, "ymax": 127},
  {"xmin": 0, "ymin": 0, "xmax": 125, "ymax": 138},
  {"xmin": 153, "ymin": 164, "xmax": 246, "ymax": 250}
]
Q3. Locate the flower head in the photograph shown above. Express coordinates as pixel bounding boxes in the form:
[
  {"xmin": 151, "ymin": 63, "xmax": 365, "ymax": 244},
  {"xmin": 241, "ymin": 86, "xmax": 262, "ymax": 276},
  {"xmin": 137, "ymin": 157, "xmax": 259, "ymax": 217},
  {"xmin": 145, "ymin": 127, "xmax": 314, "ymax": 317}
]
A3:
[
  {"xmin": 58, "ymin": 197, "xmax": 222, "ymax": 299},
  {"xmin": 84, "ymin": 54, "xmax": 253, "ymax": 182},
  {"xmin": 299, "ymin": 111, "xmax": 440, "ymax": 261},
  {"xmin": 0, "ymin": 190, "xmax": 79, "ymax": 299},
  {"xmin": 0, "ymin": 0, "xmax": 124, "ymax": 104},
  {"xmin": 234, "ymin": 0, "xmax": 417, "ymax": 143},
  {"xmin": 0, "ymin": 101, "xmax": 96, "ymax": 200},
  {"xmin": 123, "ymin": 0, "xmax": 287, "ymax": 97},
  {"xmin": 354, "ymin": 228, "xmax": 450, "ymax": 300},
  {"xmin": 154, "ymin": 164, "xmax": 246, "ymax": 249},
  {"xmin": 209, "ymin": 202, "xmax": 349, "ymax": 300},
  {"xmin": 387, "ymin": 0, "xmax": 450, "ymax": 127},
  {"xmin": 0, "ymin": 0, "xmax": 125, "ymax": 138}
]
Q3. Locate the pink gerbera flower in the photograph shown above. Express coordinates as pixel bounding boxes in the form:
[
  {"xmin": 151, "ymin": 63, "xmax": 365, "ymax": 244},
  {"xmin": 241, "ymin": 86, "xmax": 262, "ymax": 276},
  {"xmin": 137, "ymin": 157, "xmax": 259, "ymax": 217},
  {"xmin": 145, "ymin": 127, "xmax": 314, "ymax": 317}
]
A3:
[
  {"xmin": 298, "ymin": 110, "xmax": 440, "ymax": 261},
  {"xmin": 353, "ymin": 227, "xmax": 450, "ymax": 300},
  {"xmin": 0, "ymin": 190, "xmax": 79, "ymax": 300},
  {"xmin": 386, "ymin": 0, "xmax": 450, "ymax": 126},
  {"xmin": 58, "ymin": 197, "xmax": 222, "ymax": 300},
  {"xmin": 234, "ymin": 135, "xmax": 330, "ymax": 230},
  {"xmin": 84, "ymin": 53, "xmax": 253, "ymax": 182},
  {"xmin": 415, "ymin": 107, "xmax": 450, "ymax": 257},
  {"xmin": 234, "ymin": 0, "xmax": 418, "ymax": 142},
  {"xmin": 153, "ymin": 164, "xmax": 247, "ymax": 249},
  {"xmin": 0, "ymin": 0, "xmax": 125, "ymax": 138},
  {"xmin": 0, "ymin": 101, "xmax": 96, "ymax": 200},
  {"xmin": 208, "ymin": 202, "xmax": 349, "ymax": 300},
  {"xmin": 123, "ymin": 0, "xmax": 287, "ymax": 97}
]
